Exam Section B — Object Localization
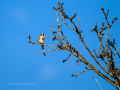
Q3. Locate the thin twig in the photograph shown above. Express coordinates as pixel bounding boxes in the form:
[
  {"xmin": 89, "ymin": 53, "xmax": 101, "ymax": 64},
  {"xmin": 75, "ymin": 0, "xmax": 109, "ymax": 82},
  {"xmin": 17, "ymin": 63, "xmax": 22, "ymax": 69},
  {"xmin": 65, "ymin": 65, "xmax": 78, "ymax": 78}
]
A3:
[
  {"xmin": 60, "ymin": 18, "xmax": 76, "ymax": 30},
  {"xmin": 44, "ymin": 44, "xmax": 58, "ymax": 47},
  {"xmin": 93, "ymin": 77, "xmax": 102, "ymax": 90},
  {"xmin": 113, "ymin": 46, "xmax": 120, "ymax": 58},
  {"xmin": 55, "ymin": 5, "xmax": 61, "ymax": 41},
  {"xmin": 106, "ymin": 26, "xmax": 110, "ymax": 52},
  {"xmin": 72, "ymin": 69, "xmax": 92, "ymax": 77},
  {"xmin": 78, "ymin": 16, "xmax": 80, "ymax": 32},
  {"xmin": 49, "ymin": 25, "xmax": 59, "ymax": 35},
  {"xmin": 63, "ymin": 53, "xmax": 72, "ymax": 63},
  {"xmin": 44, "ymin": 37, "xmax": 53, "ymax": 38},
  {"xmin": 39, "ymin": 48, "xmax": 62, "ymax": 54}
]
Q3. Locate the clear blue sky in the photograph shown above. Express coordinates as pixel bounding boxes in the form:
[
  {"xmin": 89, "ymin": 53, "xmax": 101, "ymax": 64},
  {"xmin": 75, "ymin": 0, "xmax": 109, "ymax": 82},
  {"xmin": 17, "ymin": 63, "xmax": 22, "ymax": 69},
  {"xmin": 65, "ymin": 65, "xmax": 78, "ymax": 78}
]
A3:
[{"xmin": 0, "ymin": 0, "xmax": 120, "ymax": 90}]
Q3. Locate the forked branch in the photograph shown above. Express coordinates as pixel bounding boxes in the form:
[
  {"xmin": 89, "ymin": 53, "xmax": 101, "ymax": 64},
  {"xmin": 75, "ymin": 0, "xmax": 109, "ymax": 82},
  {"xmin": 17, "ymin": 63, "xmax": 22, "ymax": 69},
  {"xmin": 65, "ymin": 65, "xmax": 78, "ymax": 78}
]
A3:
[{"xmin": 27, "ymin": 2, "xmax": 120, "ymax": 90}]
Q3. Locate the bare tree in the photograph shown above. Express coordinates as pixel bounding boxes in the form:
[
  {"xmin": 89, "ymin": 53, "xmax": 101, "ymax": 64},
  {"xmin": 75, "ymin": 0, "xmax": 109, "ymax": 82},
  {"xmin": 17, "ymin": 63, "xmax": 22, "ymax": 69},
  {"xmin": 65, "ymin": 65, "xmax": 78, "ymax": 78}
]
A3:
[{"xmin": 27, "ymin": 2, "xmax": 120, "ymax": 90}]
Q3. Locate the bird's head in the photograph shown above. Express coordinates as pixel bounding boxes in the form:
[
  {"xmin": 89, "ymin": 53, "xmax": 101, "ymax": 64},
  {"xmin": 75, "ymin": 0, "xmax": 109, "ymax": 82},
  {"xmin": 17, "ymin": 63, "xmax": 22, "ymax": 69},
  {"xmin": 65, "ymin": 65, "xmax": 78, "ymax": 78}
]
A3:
[{"xmin": 40, "ymin": 33, "xmax": 45, "ymax": 37}]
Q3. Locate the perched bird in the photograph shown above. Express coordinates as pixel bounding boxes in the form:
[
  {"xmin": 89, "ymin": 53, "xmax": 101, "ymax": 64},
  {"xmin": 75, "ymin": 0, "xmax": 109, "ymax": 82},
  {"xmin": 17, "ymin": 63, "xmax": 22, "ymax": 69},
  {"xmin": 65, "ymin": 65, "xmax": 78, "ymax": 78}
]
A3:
[{"xmin": 39, "ymin": 33, "xmax": 44, "ymax": 49}]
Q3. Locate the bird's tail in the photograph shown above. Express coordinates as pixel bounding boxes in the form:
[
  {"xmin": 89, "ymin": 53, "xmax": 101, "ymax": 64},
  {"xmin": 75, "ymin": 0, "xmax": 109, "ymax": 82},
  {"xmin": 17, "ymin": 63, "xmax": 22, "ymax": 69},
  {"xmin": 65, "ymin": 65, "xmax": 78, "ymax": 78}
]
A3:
[{"xmin": 42, "ymin": 45, "xmax": 44, "ymax": 49}]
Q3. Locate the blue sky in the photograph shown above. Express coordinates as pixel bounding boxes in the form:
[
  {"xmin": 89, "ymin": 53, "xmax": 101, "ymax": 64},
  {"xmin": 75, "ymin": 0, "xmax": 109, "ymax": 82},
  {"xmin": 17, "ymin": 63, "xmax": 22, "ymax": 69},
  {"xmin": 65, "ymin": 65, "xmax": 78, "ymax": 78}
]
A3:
[{"xmin": 0, "ymin": 0, "xmax": 120, "ymax": 90}]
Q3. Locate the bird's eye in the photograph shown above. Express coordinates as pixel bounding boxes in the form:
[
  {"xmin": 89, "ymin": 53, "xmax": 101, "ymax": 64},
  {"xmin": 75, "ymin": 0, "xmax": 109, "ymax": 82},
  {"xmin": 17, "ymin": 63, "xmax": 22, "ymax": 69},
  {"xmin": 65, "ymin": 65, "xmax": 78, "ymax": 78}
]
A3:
[{"xmin": 43, "ymin": 33, "xmax": 44, "ymax": 36}]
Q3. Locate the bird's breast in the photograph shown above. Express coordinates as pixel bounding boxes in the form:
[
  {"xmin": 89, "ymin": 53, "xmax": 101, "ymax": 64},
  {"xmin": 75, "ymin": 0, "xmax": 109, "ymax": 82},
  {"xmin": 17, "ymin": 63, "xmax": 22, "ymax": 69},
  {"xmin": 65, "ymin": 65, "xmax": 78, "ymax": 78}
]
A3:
[{"xmin": 39, "ymin": 39, "xmax": 44, "ymax": 44}]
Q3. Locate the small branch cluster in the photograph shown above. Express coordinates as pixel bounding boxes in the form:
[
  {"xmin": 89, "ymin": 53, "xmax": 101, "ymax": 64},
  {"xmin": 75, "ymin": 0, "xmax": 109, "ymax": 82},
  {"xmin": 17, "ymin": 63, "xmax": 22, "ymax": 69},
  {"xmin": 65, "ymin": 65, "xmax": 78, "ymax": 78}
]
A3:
[{"xmin": 91, "ymin": 8, "xmax": 120, "ymax": 88}]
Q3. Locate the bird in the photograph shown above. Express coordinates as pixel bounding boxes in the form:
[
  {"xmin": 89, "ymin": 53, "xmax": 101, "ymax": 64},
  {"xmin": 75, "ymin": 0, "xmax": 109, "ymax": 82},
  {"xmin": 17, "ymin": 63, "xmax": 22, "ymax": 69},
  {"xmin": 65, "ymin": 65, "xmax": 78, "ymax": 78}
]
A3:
[{"xmin": 39, "ymin": 33, "xmax": 44, "ymax": 49}]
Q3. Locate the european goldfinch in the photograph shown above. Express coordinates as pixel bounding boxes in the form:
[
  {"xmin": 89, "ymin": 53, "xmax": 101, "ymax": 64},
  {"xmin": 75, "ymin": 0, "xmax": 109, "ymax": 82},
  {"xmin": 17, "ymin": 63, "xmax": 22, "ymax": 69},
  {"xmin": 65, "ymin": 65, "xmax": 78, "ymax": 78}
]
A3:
[{"xmin": 39, "ymin": 33, "xmax": 44, "ymax": 49}]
